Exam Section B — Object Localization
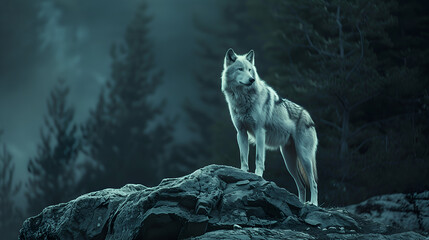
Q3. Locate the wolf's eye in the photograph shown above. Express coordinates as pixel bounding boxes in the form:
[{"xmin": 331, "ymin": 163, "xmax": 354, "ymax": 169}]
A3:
[
  {"xmin": 248, "ymin": 68, "xmax": 251, "ymax": 72},
  {"xmin": 238, "ymin": 67, "xmax": 244, "ymax": 71}
]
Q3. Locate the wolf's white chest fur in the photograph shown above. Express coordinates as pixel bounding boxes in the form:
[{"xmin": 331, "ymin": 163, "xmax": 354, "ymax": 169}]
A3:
[
  {"xmin": 225, "ymin": 87, "xmax": 294, "ymax": 149},
  {"xmin": 226, "ymin": 90, "xmax": 258, "ymax": 129}
]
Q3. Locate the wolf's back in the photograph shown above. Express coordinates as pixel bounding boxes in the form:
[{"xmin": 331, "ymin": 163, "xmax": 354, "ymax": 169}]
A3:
[{"xmin": 281, "ymin": 99, "xmax": 315, "ymax": 128}]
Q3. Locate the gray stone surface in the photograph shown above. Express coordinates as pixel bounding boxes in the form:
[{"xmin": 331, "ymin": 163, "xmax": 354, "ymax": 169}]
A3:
[
  {"xmin": 19, "ymin": 165, "xmax": 427, "ymax": 239},
  {"xmin": 347, "ymin": 191, "xmax": 429, "ymax": 233},
  {"xmin": 191, "ymin": 228, "xmax": 315, "ymax": 240}
]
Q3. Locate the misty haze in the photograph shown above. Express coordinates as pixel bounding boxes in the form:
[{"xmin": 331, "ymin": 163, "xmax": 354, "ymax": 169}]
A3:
[{"xmin": 1, "ymin": 0, "xmax": 428, "ymax": 239}]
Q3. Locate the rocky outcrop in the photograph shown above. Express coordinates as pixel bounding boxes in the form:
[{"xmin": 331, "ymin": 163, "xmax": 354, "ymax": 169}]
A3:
[
  {"xmin": 19, "ymin": 165, "xmax": 427, "ymax": 239},
  {"xmin": 346, "ymin": 191, "xmax": 429, "ymax": 233}
]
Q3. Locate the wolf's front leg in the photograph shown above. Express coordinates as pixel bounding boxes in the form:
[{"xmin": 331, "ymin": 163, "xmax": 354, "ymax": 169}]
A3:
[
  {"xmin": 255, "ymin": 128, "xmax": 266, "ymax": 177},
  {"xmin": 237, "ymin": 130, "xmax": 249, "ymax": 172}
]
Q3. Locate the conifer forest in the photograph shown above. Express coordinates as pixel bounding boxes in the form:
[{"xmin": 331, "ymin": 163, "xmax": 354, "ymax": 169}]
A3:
[{"xmin": 1, "ymin": 0, "xmax": 428, "ymax": 239}]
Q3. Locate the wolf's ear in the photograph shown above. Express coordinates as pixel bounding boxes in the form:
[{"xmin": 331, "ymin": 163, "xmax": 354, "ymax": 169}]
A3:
[
  {"xmin": 225, "ymin": 48, "xmax": 237, "ymax": 67},
  {"xmin": 246, "ymin": 50, "xmax": 255, "ymax": 65}
]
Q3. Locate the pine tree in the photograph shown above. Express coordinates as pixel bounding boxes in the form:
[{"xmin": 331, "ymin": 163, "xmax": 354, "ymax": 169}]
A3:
[
  {"xmin": 264, "ymin": 0, "xmax": 397, "ymax": 159},
  {"xmin": 173, "ymin": 0, "xmax": 267, "ymax": 175},
  {"xmin": 349, "ymin": 0, "xmax": 429, "ymax": 198},
  {"xmin": 255, "ymin": 0, "xmax": 429, "ymax": 203},
  {"xmin": 0, "ymin": 130, "xmax": 23, "ymax": 240},
  {"xmin": 26, "ymin": 80, "xmax": 80, "ymax": 216},
  {"xmin": 80, "ymin": 1, "xmax": 172, "ymax": 191}
]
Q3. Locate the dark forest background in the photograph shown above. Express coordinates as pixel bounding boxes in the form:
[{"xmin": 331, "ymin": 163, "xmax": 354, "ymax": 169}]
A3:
[{"xmin": 1, "ymin": 0, "xmax": 429, "ymax": 239}]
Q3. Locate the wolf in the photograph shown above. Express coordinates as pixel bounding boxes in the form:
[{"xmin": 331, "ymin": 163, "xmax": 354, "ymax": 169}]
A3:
[{"xmin": 221, "ymin": 48, "xmax": 318, "ymax": 206}]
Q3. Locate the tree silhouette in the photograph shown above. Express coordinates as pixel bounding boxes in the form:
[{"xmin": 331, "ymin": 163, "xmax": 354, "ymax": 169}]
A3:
[
  {"xmin": 174, "ymin": 0, "xmax": 267, "ymax": 174},
  {"xmin": 0, "ymin": 130, "xmax": 23, "ymax": 240},
  {"xmin": 254, "ymin": 0, "xmax": 429, "ymax": 204},
  {"xmin": 80, "ymin": 1, "xmax": 173, "ymax": 191},
  {"xmin": 26, "ymin": 79, "xmax": 80, "ymax": 216}
]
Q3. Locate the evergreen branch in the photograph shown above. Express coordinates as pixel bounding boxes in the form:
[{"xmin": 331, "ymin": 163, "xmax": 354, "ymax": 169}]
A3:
[
  {"xmin": 348, "ymin": 112, "xmax": 412, "ymax": 140},
  {"xmin": 320, "ymin": 119, "xmax": 341, "ymax": 131},
  {"xmin": 345, "ymin": 49, "xmax": 357, "ymax": 57},
  {"xmin": 305, "ymin": 32, "xmax": 337, "ymax": 58},
  {"xmin": 346, "ymin": 23, "xmax": 364, "ymax": 82},
  {"xmin": 351, "ymin": 135, "xmax": 385, "ymax": 155},
  {"xmin": 335, "ymin": 93, "xmax": 348, "ymax": 110},
  {"xmin": 350, "ymin": 93, "xmax": 378, "ymax": 110},
  {"xmin": 288, "ymin": 12, "xmax": 338, "ymax": 58},
  {"xmin": 336, "ymin": 6, "xmax": 344, "ymax": 58}
]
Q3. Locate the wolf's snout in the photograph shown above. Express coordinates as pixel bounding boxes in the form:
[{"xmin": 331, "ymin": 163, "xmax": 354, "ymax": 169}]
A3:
[{"xmin": 249, "ymin": 78, "xmax": 255, "ymax": 83}]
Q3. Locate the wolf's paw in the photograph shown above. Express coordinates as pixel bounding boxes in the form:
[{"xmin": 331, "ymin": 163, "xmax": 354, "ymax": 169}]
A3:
[
  {"xmin": 255, "ymin": 168, "xmax": 264, "ymax": 177},
  {"xmin": 240, "ymin": 166, "xmax": 249, "ymax": 172},
  {"xmin": 304, "ymin": 201, "xmax": 318, "ymax": 207}
]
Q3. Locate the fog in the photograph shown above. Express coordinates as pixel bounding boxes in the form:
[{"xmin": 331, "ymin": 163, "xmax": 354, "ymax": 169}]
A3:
[{"xmin": 0, "ymin": 0, "xmax": 218, "ymax": 188}]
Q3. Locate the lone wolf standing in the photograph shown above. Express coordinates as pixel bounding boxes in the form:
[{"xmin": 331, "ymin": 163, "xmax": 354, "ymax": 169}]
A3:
[{"xmin": 221, "ymin": 48, "xmax": 318, "ymax": 206}]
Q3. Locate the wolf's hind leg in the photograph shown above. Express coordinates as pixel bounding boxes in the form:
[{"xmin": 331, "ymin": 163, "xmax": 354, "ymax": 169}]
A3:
[
  {"xmin": 295, "ymin": 135, "xmax": 318, "ymax": 206},
  {"xmin": 280, "ymin": 144, "xmax": 306, "ymax": 203},
  {"xmin": 254, "ymin": 128, "xmax": 266, "ymax": 177},
  {"xmin": 299, "ymin": 154, "xmax": 317, "ymax": 206},
  {"xmin": 237, "ymin": 130, "xmax": 249, "ymax": 172}
]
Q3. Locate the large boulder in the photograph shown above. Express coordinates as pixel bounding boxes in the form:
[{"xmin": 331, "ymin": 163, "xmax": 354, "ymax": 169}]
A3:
[
  {"xmin": 346, "ymin": 191, "xmax": 429, "ymax": 233},
  {"xmin": 19, "ymin": 165, "xmax": 427, "ymax": 239}
]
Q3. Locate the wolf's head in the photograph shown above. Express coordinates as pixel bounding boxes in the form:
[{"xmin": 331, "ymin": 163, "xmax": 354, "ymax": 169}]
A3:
[{"xmin": 222, "ymin": 48, "xmax": 259, "ymax": 92}]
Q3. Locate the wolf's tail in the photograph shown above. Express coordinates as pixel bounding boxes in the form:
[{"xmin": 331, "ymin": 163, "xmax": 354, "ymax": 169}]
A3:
[
  {"xmin": 296, "ymin": 155, "xmax": 318, "ymax": 187},
  {"xmin": 297, "ymin": 157, "xmax": 309, "ymax": 187}
]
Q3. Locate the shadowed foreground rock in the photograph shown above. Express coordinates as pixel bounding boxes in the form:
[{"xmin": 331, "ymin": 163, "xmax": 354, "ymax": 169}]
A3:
[
  {"xmin": 19, "ymin": 165, "xmax": 426, "ymax": 239},
  {"xmin": 347, "ymin": 191, "xmax": 429, "ymax": 233}
]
